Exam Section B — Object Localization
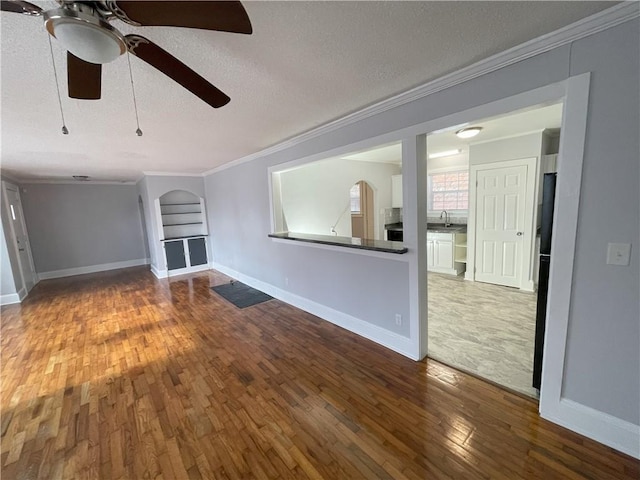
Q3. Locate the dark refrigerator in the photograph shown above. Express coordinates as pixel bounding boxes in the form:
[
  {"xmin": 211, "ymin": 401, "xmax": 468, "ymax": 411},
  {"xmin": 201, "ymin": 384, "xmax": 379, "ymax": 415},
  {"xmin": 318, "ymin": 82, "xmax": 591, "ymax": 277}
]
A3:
[{"xmin": 532, "ymin": 172, "xmax": 557, "ymax": 390}]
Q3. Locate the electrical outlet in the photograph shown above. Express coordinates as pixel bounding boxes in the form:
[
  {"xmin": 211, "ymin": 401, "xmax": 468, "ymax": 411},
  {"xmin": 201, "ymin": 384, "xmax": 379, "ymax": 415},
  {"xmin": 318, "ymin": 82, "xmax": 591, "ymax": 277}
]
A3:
[
  {"xmin": 607, "ymin": 243, "xmax": 631, "ymax": 266},
  {"xmin": 395, "ymin": 314, "xmax": 402, "ymax": 326},
  {"xmin": 285, "ymin": 277, "xmax": 289, "ymax": 286}
]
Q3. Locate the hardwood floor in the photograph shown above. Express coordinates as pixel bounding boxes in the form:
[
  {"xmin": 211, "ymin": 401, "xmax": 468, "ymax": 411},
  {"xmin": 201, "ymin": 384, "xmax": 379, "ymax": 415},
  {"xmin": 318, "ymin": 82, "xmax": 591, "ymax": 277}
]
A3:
[{"xmin": 1, "ymin": 267, "xmax": 637, "ymax": 479}]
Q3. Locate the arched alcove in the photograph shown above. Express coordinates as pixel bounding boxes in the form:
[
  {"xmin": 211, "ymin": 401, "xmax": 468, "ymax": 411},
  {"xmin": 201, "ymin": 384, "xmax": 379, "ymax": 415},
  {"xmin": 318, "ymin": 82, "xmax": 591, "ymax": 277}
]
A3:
[
  {"xmin": 350, "ymin": 180, "xmax": 374, "ymax": 239},
  {"xmin": 158, "ymin": 189, "xmax": 207, "ymax": 240}
]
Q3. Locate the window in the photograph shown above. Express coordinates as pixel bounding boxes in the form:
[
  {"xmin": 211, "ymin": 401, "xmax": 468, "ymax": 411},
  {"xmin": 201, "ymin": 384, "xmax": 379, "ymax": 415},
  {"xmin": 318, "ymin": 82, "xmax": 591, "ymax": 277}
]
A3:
[
  {"xmin": 350, "ymin": 183, "xmax": 361, "ymax": 214},
  {"xmin": 428, "ymin": 170, "xmax": 469, "ymax": 211}
]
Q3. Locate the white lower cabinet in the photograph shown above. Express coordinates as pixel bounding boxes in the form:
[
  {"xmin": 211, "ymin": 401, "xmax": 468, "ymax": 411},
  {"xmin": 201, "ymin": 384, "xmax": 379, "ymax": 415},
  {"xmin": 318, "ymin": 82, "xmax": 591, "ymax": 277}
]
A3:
[
  {"xmin": 427, "ymin": 232, "xmax": 466, "ymax": 276},
  {"xmin": 163, "ymin": 236, "xmax": 209, "ymax": 276}
]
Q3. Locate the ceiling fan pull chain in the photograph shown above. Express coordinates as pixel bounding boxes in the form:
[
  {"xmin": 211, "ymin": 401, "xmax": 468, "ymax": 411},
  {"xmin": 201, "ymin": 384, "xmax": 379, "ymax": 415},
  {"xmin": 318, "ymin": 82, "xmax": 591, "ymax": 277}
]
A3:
[
  {"xmin": 47, "ymin": 35, "xmax": 68, "ymax": 135},
  {"xmin": 126, "ymin": 52, "xmax": 143, "ymax": 136}
]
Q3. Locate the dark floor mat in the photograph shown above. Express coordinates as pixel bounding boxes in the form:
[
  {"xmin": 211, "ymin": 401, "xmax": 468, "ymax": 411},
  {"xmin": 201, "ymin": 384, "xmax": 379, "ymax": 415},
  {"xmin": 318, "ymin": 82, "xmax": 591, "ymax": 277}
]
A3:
[{"xmin": 211, "ymin": 281, "xmax": 273, "ymax": 308}]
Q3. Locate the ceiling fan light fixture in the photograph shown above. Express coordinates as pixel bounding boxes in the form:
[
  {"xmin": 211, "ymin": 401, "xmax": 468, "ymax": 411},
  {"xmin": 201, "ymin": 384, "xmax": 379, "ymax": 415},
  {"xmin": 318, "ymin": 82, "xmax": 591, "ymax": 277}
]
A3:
[
  {"xmin": 44, "ymin": 8, "xmax": 126, "ymax": 64},
  {"xmin": 455, "ymin": 126, "xmax": 483, "ymax": 139}
]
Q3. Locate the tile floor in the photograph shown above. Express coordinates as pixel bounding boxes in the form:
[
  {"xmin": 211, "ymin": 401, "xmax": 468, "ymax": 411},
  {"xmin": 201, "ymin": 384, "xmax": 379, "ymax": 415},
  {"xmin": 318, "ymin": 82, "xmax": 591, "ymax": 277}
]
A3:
[{"xmin": 427, "ymin": 272, "xmax": 539, "ymax": 398}]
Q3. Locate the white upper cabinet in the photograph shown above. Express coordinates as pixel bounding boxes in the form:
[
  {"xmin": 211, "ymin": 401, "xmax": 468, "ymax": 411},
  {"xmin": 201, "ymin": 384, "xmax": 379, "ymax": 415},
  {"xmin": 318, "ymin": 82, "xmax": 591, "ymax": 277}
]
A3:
[{"xmin": 391, "ymin": 174, "xmax": 403, "ymax": 208}]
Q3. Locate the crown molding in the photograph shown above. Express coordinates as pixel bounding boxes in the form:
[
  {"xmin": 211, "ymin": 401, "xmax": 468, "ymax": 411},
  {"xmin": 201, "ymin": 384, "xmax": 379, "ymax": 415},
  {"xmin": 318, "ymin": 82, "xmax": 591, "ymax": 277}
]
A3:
[
  {"xmin": 202, "ymin": 2, "xmax": 639, "ymax": 177},
  {"xmin": 18, "ymin": 179, "xmax": 136, "ymax": 185},
  {"xmin": 0, "ymin": 171, "xmax": 22, "ymax": 185}
]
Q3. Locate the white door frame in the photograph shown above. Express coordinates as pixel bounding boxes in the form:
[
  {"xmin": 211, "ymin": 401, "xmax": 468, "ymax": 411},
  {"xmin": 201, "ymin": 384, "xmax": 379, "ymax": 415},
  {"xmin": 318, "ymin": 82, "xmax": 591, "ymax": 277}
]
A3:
[
  {"xmin": 1, "ymin": 181, "xmax": 38, "ymax": 298},
  {"xmin": 411, "ymin": 74, "xmax": 601, "ymax": 447},
  {"xmin": 468, "ymin": 157, "xmax": 537, "ymax": 291}
]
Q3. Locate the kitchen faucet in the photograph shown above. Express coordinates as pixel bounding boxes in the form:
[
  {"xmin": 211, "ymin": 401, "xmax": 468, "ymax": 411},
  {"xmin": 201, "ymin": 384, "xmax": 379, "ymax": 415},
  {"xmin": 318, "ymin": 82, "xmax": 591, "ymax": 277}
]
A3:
[{"xmin": 440, "ymin": 210, "xmax": 450, "ymax": 227}]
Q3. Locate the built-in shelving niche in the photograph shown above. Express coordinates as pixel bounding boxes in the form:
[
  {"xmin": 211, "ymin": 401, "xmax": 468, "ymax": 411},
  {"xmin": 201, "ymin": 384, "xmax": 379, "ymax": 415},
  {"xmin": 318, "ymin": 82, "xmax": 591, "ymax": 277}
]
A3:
[{"xmin": 157, "ymin": 190, "xmax": 207, "ymax": 240}]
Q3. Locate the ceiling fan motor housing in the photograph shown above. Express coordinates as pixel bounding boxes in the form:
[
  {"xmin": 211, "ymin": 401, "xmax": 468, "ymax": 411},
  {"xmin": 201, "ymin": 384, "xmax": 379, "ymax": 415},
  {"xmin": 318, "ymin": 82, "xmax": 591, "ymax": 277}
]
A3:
[
  {"xmin": 3, "ymin": 0, "xmax": 253, "ymax": 107},
  {"xmin": 43, "ymin": 4, "xmax": 126, "ymax": 64}
]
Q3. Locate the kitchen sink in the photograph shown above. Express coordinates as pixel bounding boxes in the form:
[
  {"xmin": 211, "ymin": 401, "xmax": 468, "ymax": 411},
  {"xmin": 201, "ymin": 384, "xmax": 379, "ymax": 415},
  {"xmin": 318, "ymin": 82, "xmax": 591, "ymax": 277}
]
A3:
[{"xmin": 427, "ymin": 223, "xmax": 467, "ymax": 233}]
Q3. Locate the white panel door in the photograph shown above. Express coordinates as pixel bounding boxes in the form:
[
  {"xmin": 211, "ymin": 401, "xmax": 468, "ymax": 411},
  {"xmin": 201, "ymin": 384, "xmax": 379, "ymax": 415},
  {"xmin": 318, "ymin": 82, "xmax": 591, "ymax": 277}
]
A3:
[
  {"xmin": 3, "ymin": 184, "xmax": 37, "ymax": 292},
  {"xmin": 475, "ymin": 165, "xmax": 527, "ymax": 287}
]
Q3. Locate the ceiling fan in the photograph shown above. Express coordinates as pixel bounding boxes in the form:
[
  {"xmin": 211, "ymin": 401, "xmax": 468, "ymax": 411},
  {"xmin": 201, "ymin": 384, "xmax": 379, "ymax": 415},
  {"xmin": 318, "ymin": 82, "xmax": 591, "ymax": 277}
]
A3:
[{"xmin": 0, "ymin": 1, "xmax": 253, "ymax": 107}]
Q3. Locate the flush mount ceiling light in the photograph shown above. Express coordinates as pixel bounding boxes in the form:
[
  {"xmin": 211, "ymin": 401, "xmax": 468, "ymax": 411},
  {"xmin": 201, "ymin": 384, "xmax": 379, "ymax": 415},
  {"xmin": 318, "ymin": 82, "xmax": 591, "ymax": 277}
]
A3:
[
  {"xmin": 456, "ymin": 126, "xmax": 483, "ymax": 139},
  {"xmin": 428, "ymin": 149, "xmax": 462, "ymax": 159},
  {"xmin": 44, "ymin": 7, "xmax": 126, "ymax": 64}
]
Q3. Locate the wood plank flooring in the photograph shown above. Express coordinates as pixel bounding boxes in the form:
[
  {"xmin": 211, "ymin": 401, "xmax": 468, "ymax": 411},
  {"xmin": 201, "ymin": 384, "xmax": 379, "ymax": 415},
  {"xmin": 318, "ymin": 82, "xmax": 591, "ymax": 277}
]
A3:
[{"xmin": 1, "ymin": 266, "xmax": 638, "ymax": 479}]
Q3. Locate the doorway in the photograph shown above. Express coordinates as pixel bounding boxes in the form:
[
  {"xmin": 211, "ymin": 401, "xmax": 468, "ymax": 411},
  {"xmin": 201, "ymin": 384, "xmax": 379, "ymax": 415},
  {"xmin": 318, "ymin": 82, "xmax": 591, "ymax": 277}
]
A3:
[
  {"xmin": 350, "ymin": 180, "xmax": 374, "ymax": 239},
  {"xmin": 425, "ymin": 102, "xmax": 563, "ymax": 398},
  {"xmin": 1, "ymin": 182, "xmax": 37, "ymax": 295}
]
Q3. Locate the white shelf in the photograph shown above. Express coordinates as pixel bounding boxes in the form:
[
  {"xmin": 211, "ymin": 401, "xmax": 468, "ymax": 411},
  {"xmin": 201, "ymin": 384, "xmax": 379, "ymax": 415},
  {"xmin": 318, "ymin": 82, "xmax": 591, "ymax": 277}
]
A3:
[{"xmin": 158, "ymin": 191, "xmax": 207, "ymax": 240}]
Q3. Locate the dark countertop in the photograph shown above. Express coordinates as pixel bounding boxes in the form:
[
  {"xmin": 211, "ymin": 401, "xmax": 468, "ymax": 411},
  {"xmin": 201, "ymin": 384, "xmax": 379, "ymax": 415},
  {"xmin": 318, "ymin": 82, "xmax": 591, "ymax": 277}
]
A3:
[
  {"xmin": 427, "ymin": 223, "xmax": 467, "ymax": 234},
  {"xmin": 161, "ymin": 235, "xmax": 208, "ymax": 242},
  {"xmin": 269, "ymin": 232, "xmax": 408, "ymax": 254},
  {"xmin": 385, "ymin": 223, "xmax": 467, "ymax": 234}
]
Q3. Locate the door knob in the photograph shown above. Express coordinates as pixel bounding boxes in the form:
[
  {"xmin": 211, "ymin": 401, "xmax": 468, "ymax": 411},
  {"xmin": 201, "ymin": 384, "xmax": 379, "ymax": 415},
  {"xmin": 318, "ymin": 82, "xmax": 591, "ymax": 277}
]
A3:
[{"xmin": 516, "ymin": 232, "xmax": 523, "ymax": 236}]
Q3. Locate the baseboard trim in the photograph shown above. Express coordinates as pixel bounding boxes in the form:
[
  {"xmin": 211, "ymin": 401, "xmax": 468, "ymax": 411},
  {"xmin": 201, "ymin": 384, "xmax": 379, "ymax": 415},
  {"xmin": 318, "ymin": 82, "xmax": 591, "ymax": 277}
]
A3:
[
  {"xmin": 212, "ymin": 263, "xmax": 416, "ymax": 360},
  {"xmin": 541, "ymin": 397, "xmax": 640, "ymax": 459},
  {"xmin": 38, "ymin": 258, "xmax": 150, "ymax": 280},
  {"xmin": 521, "ymin": 279, "xmax": 535, "ymax": 292},
  {"xmin": 167, "ymin": 264, "xmax": 210, "ymax": 277},
  {"xmin": 150, "ymin": 265, "xmax": 167, "ymax": 279},
  {"xmin": 0, "ymin": 292, "xmax": 21, "ymax": 305}
]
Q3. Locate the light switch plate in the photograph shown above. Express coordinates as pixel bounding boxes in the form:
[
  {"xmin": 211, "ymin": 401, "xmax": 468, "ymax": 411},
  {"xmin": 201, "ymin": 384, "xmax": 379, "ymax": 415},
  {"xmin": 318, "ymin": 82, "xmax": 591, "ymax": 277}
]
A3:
[{"xmin": 606, "ymin": 243, "xmax": 631, "ymax": 266}]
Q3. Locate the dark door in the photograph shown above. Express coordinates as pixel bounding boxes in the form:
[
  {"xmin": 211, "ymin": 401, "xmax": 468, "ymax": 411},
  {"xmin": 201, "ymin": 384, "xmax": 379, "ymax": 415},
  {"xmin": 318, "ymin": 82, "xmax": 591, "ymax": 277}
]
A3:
[
  {"xmin": 533, "ymin": 255, "xmax": 550, "ymax": 389},
  {"xmin": 165, "ymin": 240, "xmax": 186, "ymax": 270},
  {"xmin": 188, "ymin": 238, "xmax": 208, "ymax": 266},
  {"xmin": 532, "ymin": 173, "xmax": 557, "ymax": 389}
]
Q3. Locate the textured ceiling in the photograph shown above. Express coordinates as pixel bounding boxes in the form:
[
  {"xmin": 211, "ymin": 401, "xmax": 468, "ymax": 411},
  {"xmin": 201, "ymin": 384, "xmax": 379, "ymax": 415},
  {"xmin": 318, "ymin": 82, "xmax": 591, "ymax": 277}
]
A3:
[{"xmin": 1, "ymin": 1, "xmax": 614, "ymax": 182}]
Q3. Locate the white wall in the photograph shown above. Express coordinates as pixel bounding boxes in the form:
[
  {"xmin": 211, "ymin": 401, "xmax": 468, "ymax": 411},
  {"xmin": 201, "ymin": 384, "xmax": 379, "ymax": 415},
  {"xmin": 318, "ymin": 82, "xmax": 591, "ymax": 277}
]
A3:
[
  {"xmin": 278, "ymin": 159, "xmax": 400, "ymax": 239},
  {"xmin": 204, "ymin": 18, "xmax": 639, "ymax": 451},
  {"xmin": 560, "ymin": 20, "xmax": 639, "ymax": 426},
  {"xmin": 20, "ymin": 183, "xmax": 148, "ymax": 276},
  {"xmin": 427, "ymin": 152, "xmax": 468, "ymax": 171},
  {"xmin": 469, "ymin": 131, "xmax": 544, "ymax": 165}
]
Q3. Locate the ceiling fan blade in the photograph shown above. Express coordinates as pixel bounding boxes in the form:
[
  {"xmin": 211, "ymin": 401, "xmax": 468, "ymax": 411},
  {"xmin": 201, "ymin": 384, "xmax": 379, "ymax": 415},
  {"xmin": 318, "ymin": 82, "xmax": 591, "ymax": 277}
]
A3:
[
  {"xmin": 112, "ymin": 1, "xmax": 252, "ymax": 34},
  {"xmin": 125, "ymin": 35, "xmax": 230, "ymax": 109},
  {"xmin": 1, "ymin": 0, "xmax": 42, "ymax": 15},
  {"xmin": 67, "ymin": 52, "xmax": 102, "ymax": 100}
]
